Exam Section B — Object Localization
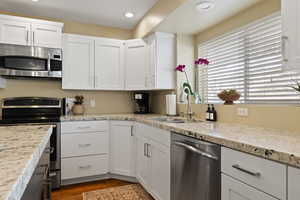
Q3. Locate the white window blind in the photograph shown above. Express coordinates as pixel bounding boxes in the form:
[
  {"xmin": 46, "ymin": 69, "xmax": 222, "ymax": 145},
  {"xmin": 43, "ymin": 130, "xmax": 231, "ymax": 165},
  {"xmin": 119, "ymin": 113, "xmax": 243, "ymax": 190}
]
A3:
[{"xmin": 198, "ymin": 13, "xmax": 300, "ymax": 104}]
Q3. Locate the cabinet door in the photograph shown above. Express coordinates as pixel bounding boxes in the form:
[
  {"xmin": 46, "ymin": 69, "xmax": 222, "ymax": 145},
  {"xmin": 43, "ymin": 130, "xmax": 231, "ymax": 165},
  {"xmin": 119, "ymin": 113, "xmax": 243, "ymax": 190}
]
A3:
[
  {"xmin": 110, "ymin": 121, "xmax": 135, "ymax": 177},
  {"xmin": 62, "ymin": 34, "xmax": 94, "ymax": 90},
  {"xmin": 288, "ymin": 166, "xmax": 300, "ymax": 200},
  {"xmin": 222, "ymin": 175, "xmax": 277, "ymax": 200},
  {"xmin": 146, "ymin": 33, "xmax": 176, "ymax": 90},
  {"xmin": 0, "ymin": 19, "xmax": 31, "ymax": 46},
  {"xmin": 135, "ymin": 135, "xmax": 150, "ymax": 190},
  {"xmin": 32, "ymin": 23, "xmax": 62, "ymax": 48},
  {"xmin": 149, "ymin": 140, "xmax": 170, "ymax": 200},
  {"xmin": 147, "ymin": 35, "xmax": 157, "ymax": 89},
  {"xmin": 282, "ymin": 0, "xmax": 300, "ymax": 71},
  {"xmin": 125, "ymin": 39, "xmax": 149, "ymax": 90},
  {"xmin": 94, "ymin": 39, "xmax": 125, "ymax": 90}
]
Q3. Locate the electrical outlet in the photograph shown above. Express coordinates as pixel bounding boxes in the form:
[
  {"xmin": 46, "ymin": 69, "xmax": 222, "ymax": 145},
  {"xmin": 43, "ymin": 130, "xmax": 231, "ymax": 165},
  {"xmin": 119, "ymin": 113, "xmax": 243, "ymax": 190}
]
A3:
[
  {"xmin": 90, "ymin": 99, "xmax": 96, "ymax": 108},
  {"xmin": 237, "ymin": 108, "xmax": 248, "ymax": 117}
]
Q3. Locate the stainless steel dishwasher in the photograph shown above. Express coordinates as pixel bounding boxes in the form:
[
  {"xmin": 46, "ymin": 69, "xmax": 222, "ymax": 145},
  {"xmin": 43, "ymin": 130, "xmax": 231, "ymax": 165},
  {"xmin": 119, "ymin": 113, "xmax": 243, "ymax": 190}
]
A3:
[{"xmin": 171, "ymin": 133, "xmax": 221, "ymax": 200}]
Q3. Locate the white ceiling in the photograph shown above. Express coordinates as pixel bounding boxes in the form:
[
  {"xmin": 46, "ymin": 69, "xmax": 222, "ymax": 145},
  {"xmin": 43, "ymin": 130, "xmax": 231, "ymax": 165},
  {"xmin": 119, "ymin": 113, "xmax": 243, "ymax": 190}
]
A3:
[
  {"xmin": 0, "ymin": 0, "xmax": 159, "ymax": 29},
  {"xmin": 157, "ymin": 0, "xmax": 262, "ymax": 34}
]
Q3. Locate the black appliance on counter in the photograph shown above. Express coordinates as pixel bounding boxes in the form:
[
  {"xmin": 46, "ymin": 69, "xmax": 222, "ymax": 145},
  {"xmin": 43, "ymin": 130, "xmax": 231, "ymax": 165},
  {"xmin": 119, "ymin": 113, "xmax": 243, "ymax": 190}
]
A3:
[
  {"xmin": 133, "ymin": 93, "xmax": 150, "ymax": 114},
  {"xmin": 1, "ymin": 97, "xmax": 63, "ymax": 191}
]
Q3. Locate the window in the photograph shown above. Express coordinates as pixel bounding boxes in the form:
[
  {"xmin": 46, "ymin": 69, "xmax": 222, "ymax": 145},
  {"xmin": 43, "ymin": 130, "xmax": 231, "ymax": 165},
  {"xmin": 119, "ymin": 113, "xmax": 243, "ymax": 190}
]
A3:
[{"xmin": 197, "ymin": 13, "xmax": 300, "ymax": 104}]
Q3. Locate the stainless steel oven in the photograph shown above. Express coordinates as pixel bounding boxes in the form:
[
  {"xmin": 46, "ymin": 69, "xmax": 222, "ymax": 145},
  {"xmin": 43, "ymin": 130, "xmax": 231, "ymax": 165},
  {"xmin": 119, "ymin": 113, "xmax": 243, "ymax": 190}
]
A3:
[{"xmin": 0, "ymin": 44, "xmax": 62, "ymax": 79}]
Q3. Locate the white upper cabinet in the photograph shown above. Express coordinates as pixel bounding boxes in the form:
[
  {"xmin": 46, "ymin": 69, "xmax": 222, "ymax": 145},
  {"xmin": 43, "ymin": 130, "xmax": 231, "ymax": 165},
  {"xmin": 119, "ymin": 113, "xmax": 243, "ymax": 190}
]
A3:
[
  {"xmin": 282, "ymin": 0, "xmax": 300, "ymax": 72},
  {"xmin": 125, "ymin": 39, "xmax": 149, "ymax": 90},
  {"xmin": 146, "ymin": 32, "xmax": 176, "ymax": 90},
  {"xmin": 62, "ymin": 32, "xmax": 175, "ymax": 91},
  {"xmin": 32, "ymin": 23, "xmax": 62, "ymax": 48},
  {"xmin": 95, "ymin": 38, "xmax": 125, "ymax": 90},
  {"xmin": 62, "ymin": 34, "xmax": 95, "ymax": 90},
  {"xmin": 0, "ymin": 14, "xmax": 63, "ymax": 48},
  {"xmin": 0, "ymin": 19, "xmax": 31, "ymax": 46}
]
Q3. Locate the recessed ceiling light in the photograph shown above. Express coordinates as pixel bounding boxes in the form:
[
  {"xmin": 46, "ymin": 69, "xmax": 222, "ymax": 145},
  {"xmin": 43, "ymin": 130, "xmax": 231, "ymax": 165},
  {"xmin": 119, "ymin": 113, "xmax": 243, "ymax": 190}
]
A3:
[
  {"xmin": 32, "ymin": 0, "xmax": 39, "ymax": 2},
  {"xmin": 195, "ymin": 0, "xmax": 214, "ymax": 11},
  {"xmin": 124, "ymin": 12, "xmax": 135, "ymax": 18}
]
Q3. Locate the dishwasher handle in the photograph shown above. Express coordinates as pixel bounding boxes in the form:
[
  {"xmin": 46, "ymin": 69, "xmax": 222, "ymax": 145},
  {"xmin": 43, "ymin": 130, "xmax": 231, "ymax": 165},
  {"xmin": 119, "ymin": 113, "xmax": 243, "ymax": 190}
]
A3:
[{"xmin": 173, "ymin": 141, "xmax": 219, "ymax": 160}]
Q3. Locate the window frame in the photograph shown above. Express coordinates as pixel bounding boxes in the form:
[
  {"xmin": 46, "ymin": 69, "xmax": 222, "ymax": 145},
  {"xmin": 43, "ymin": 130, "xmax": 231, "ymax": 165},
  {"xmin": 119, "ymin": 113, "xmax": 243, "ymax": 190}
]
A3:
[{"xmin": 196, "ymin": 12, "xmax": 300, "ymax": 105}]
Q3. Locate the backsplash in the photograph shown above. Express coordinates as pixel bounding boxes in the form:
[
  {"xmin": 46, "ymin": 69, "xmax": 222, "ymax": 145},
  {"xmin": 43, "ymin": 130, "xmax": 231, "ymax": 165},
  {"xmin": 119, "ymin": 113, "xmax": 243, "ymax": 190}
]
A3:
[
  {"xmin": 0, "ymin": 79, "xmax": 134, "ymax": 114},
  {"xmin": 177, "ymin": 104, "xmax": 300, "ymax": 133}
]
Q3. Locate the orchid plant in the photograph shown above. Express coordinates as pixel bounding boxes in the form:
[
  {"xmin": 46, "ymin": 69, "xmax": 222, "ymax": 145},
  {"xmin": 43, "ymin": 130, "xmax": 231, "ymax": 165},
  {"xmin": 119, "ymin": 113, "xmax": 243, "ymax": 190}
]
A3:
[
  {"xmin": 176, "ymin": 58, "xmax": 210, "ymax": 98},
  {"xmin": 175, "ymin": 58, "xmax": 209, "ymax": 119}
]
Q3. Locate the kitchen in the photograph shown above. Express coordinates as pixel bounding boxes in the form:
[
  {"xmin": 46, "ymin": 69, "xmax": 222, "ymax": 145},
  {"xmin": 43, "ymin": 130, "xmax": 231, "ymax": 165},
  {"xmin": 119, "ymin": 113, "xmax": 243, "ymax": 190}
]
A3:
[{"xmin": 0, "ymin": 0, "xmax": 299, "ymax": 200}]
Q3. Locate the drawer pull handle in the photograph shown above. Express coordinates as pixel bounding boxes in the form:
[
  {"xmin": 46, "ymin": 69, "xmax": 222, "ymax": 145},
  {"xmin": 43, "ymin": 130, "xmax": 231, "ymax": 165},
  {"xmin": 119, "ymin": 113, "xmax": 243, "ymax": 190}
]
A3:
[
  {"xmin": 78, "ymin": 144, "xmax": 92, "ymax": 147},
  {"xmin": 232, "ymin": 164, "xmax": 261, "ymax": 177},
  {"xmin": 78, "ymin": 126, "xmax": 91, "ymax": 129},
  {"xmin": 79, "ymin": 165, "xmax": 91, "ymax": 169}
]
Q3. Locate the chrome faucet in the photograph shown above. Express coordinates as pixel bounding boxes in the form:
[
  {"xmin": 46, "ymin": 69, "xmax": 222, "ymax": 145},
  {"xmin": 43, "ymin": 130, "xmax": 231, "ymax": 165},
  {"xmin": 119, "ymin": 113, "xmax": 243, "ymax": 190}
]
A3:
[{"xmin": 186, "ymin": 95, "xmax": 194, "ymax": 120}]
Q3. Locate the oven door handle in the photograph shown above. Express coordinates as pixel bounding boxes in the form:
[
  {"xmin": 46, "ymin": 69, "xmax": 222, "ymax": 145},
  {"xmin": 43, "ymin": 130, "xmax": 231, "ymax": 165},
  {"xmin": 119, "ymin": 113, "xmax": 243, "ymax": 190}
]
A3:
[
  {"xmin": 47, "ymin": 53, "xmax": 51, "ymax": 72},
  {"xmin": 173, "ymin": 141, "xmax": 219, "ymax": 160}
]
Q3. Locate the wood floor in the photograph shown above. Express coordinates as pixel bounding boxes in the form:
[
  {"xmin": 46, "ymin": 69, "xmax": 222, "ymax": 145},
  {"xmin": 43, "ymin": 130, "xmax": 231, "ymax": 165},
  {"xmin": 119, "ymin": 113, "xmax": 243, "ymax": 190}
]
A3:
[{"xmin": 52, "ymin": 179, "xmax": 132, "ymax": 200}]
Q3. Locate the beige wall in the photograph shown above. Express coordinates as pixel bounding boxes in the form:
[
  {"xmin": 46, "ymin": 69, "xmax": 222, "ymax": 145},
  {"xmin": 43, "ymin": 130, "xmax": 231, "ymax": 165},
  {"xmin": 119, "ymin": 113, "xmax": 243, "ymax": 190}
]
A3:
[
  {"xmin": 0, "ymin": 10, "xmax": 132, "ymax": 39},
  {"xmin": 133, "ymin": 0, "xmax": 188, "ymax": 38},
  {"xmin": 0, "ymin": 79, "xmax": 134, "ymax": 114},
  {"xmin": 177, "ymin": 104, "xmax": 300, "ymax": 133},
  {"xmin": 195, "ymin": 0, "xmax": 281, "ymax": 44}
]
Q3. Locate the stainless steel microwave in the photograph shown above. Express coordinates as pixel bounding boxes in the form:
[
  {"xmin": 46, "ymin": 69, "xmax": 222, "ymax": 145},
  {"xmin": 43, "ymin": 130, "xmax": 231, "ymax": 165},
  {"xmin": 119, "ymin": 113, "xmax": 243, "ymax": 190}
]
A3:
[{"xmin": 0, "ymin": 44, "xmax": 62, "ymax": 79}]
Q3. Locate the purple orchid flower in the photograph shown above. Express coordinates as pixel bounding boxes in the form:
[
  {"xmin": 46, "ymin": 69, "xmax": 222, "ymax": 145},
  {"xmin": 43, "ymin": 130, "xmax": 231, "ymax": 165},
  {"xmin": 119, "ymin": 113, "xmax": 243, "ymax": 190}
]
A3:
[
  {"xmin": 195, "ymin": 58, "xmax": 209, "ymax": 65},
  {"xmin": 175, "ymin": 65, "xmax": 186, "ymax": 72}
]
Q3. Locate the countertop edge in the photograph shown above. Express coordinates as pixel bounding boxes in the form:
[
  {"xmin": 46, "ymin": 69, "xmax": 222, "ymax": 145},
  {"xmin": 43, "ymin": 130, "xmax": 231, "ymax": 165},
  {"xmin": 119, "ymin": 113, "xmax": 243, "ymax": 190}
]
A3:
[
  {"xmin": 5, "ymin": 126, "xmax": 53, "ymax": 200},
  {"xmin": 61, "ymin": 115, "xmax": 300, "ymax": 168}
]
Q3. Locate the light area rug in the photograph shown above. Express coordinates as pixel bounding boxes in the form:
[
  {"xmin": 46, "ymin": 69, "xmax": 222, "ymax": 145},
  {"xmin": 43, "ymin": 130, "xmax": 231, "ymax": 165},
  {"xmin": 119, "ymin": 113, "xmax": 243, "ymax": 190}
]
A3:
[{"xmin": 83, "ymin": 184, "xmax": 154, "ymax": 200}]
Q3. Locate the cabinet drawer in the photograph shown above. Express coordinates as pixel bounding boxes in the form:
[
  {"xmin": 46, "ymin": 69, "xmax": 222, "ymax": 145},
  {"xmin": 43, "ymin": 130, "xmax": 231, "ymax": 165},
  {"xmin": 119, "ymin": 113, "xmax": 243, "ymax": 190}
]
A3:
[
  {"xmin": 61, "ymin": 121, "xmax": 108, "ymax": 133},
  {"xmin": 221, "ymin": 147, "xmax": 286, "ymax": 199},
  {"xmin": 222, "ymin": 174, "xmax": 278, "ymax": 200},
  {"xmin": 61, "ymin": 132, "xmax": 108, "ymax": 158},
  {"xmin": 61, "ymin": 155, "xmax": 108, "ymax": 180}
]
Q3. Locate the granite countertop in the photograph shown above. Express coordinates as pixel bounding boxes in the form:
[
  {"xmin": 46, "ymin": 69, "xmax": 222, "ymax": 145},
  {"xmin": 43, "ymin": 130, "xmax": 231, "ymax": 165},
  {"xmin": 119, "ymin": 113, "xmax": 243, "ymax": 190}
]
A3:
[
  {"xmin": 61, "ymin": 114, "xmax": 300, "ymax": 168},
  {"xmin": 0, "ymin": 125, "xmax": 53, "ymax": 200}
]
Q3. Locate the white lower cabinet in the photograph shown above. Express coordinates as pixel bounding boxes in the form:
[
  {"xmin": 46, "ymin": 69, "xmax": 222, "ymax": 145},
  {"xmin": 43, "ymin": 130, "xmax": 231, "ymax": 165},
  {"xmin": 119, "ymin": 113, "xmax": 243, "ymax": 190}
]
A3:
[
  {"xmin": 61, "ymin": 121, "xmax": 109, "ymax": 182},
  {"xmin": 222, "ymin": 175, "xmax": 277, "ymax": 200},
  {"xmin": 221, "ymin": 147, "xmax": 286, "ymax": 200},
  {"xmin": 61, "ymin": 155, "xmax": 108, "ymax": 180},
  {"xmin": 135, "ymin": 134, "xmax": 151, "ymax": 189},
  {"xmin": 61, "ymin": 132, "xmax": 108, "ymax": 158},
  {"xmin": 109, "ymin": 121, "xmax": 135, "ymax": 177},
  {"xmin": 149, "ymin": 140, "xmax": 170, "ymax": 200},
  {"xmin": 135, "ymin": 123, "xmax": 170, "ymax": 200},
  {"xmin": 288, "ymin": 166, "xmax": 300, "ymax": 200}
]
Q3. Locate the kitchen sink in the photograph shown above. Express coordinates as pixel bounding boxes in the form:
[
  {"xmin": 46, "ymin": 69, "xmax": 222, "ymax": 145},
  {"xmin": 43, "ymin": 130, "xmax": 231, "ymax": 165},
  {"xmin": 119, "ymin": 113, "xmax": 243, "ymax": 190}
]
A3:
[{"xmin": 150, "ymin": 117, "xmax": 202, "ymax": 123}]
